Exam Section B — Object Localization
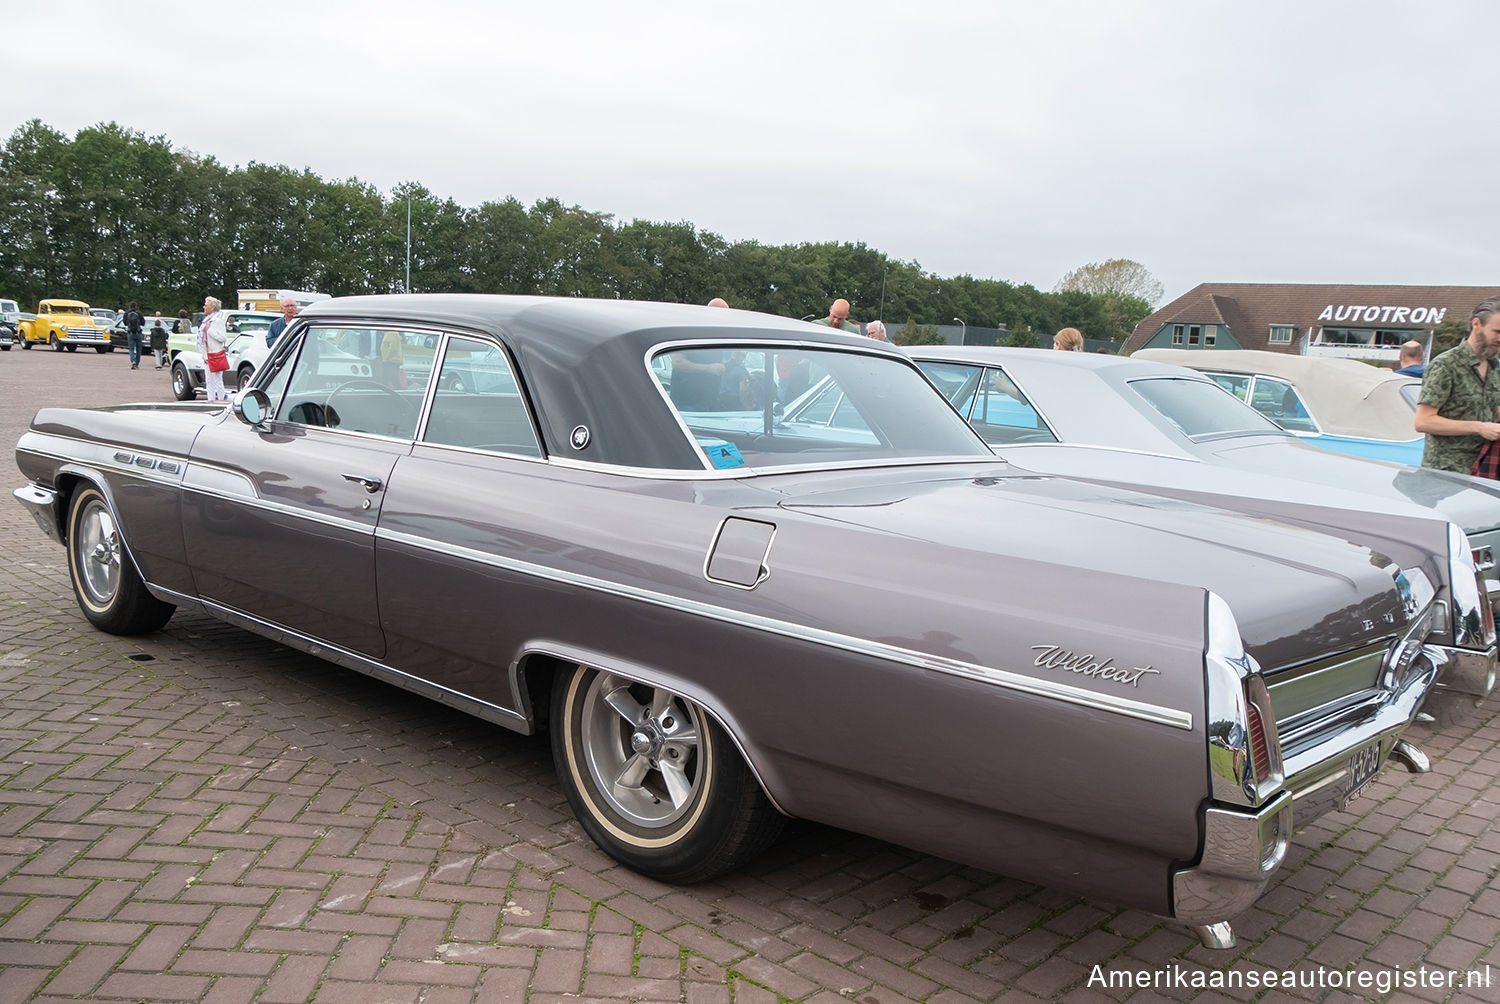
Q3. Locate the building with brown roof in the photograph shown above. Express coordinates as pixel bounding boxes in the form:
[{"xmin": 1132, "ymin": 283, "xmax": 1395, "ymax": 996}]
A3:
[{"xmin": 1124, "ymin": 283, "xmax": 1495, "ymax": 363}]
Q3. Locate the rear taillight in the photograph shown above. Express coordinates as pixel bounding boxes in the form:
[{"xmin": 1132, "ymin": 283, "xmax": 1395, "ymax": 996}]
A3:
[{"xmin": 1246, "ymin": 701, "xmax": 1273, "ymax": 782}]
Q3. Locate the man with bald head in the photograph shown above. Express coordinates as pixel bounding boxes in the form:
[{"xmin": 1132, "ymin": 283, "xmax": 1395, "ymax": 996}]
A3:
[
  {"xmin": 707, "ymin": 297, "xmax": 729, "ymax": 308},
  {"xmin": 813, "ymin": 298, "xmax": 859, "ymax": 333},
  {"xmin": 1394, "ymin": 341, "xmax": 1424, "ymax": 377}
]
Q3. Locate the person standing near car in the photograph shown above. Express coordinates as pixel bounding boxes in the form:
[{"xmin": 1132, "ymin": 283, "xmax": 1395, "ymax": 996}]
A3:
[
  {"xmin": 200, "ymin": 295, "xmax": 230, "ymax": 402},
  {"xmin": 121, "ymin": 301, "xmax": 145, "ymax": 369},
  {"xmin": 1415, "ymin": 295, "xmax": 1500, "ymax": 474},
  {"xmin": 265, "ymin": 296, "xmax": 298, "ymax": 348},
  {"xmin": 149, "ymin": 318, "xmax": 168, "ymax": 369},
  {"xmin": 1394, "ymin": 340, "xmax": 1425, "ymax": 377}
]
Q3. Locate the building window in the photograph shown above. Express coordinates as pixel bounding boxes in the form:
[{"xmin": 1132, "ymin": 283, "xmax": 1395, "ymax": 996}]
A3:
[
  {"xmin": 1205, "ymin": 324, "xmax": 1217, "ymax": 347},
  {"xmin": 1188, "ymin": 325, "xmax": 1201, "ymax": 346},
  {"xmin": 1172, "ymin": 324, "xmax": 1184, "ymax": 346},
  {"xmin": 1268, "ymin": 325, "xmax": 1294, "ymax": 344}
]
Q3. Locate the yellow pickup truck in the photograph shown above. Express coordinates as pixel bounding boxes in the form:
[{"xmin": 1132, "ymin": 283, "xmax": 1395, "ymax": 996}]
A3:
[{"xmin": 17, "ymin": 299, "xmax": 113, "ymax": 353}]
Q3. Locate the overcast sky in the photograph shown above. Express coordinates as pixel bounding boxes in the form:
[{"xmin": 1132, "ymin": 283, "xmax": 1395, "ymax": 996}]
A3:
[{"xmin": 7, "ymin": 1, "xmax": 1495, "ymax": 305}]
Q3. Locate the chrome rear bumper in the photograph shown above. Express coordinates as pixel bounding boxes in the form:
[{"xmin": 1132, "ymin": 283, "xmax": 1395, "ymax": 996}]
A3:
[
  {"xmin": 1172, "ymin": 645, "xmax": 1439, "ymax": 926},
  {"xmin": 13, "ymin": 483, "xmax": 62, "ymax": 544}
]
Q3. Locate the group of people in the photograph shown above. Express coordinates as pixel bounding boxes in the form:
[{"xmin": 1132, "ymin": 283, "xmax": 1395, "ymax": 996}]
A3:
[{"xmin": 117, "ymin": 302, "xmax": 174, "ymax": 371}]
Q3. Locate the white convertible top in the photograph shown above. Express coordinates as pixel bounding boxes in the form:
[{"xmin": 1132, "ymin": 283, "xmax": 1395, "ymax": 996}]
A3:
[{"xmin": 1134, "ymin": 348, "xmax": 1420, "ymax": 441}]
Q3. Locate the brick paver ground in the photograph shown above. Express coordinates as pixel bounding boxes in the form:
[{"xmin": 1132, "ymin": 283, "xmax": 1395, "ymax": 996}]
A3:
[{"xmin": 1, "ymin": 347, "xmax": 1498, "ymax": 1002}]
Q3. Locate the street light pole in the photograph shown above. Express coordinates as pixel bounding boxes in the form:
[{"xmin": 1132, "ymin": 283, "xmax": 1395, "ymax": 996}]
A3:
[
  {"xmin": 405, "ymin": 197, "xmax": 411, "ymax": 293},
  {"xmin": 954, "ymin": 317, "xmax": 966, "ymax": 344}
]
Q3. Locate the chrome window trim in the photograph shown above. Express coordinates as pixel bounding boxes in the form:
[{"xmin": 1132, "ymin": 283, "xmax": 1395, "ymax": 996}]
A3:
[
  {"xmin": 976, "ymin": 363, "xmax": 1061, "ymax": 442},
  {"xmin": 376, "ymin": 523, "xmax": 1193, "ymax": 730},
  {"xmin": 642, "ymin": 338, "xmax": 991, "ymax": 473},
  {"xmin": 545, "ymin": 453, "xmax": 1010, "ymax": 482}
]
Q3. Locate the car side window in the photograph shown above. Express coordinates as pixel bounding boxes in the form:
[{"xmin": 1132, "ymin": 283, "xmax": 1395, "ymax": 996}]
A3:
[
  {"xmin": 277, "ymin": 326, "xmax": 420, "ymax": 439},
  {"xmin": 968, "ymin": 367, "xmax": 1056, "ymax": 443},
  {"xmin": 1247, "ymin": 376, "xmax": 1318, "ymax": 433},
  {"xmin": 1207, "ymin": 373, "xmax": 1250, "ymax": 401},
  {"xmin": 421, "ymin": 336, "xmax": 542, "ymax": 458},
  {"xmin": 914, "ymin": 361, "xmax": 982, "ymax": 418}
]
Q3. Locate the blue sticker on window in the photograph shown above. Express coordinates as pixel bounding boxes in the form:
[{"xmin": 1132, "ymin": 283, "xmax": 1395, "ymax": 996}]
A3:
[{"xmin": 705, "ymin": 441, "xmax": 746, "ymax": 469}]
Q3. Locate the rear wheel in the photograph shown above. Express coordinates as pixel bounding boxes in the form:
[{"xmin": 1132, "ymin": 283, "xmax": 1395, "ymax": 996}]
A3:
[
  {"xmin": 171, "ymin": 361, "xmax": 196, "ymax": 400},
  {"xmin": 236, "ymin": 364, "xmax": 255, "ymax": 389},
  {"xmin": 66, "ymin": 486, "xmax": 175, "ymax": 634},
  {"xmin": 550, "ymin": 664, "xmax": 783, "ymax": 882}
]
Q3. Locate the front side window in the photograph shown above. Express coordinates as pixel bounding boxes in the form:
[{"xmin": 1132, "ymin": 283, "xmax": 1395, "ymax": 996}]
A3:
[
  {"xmin": 1246, "ymin": 376, "xmax": 1318, "ymax": 434},
  {"xmin": 274, "ymin": 326, "xmax": 424, "ymax": 439},
  {"xmin": 422, "ymin": 336, "xmax": 541, "ymax": 457},
  {"xmin": 652, "ymin": 346, "xmax": 989, "ymax": 470},
  {"xmin": 1130, "ymin": 377, "xmax": 1284, "ymax": 440}
]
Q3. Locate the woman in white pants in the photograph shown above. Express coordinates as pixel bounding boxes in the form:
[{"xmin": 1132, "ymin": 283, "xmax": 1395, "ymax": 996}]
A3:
[{"xmin": 200, "ymin": 295, "xmax": 230, "ymax": 402}]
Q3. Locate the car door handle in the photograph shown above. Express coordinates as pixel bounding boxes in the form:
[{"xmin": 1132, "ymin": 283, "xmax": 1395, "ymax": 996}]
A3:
[{"xmin": 341, "ymin": 474, "xmax": 384, "ymax": 493}]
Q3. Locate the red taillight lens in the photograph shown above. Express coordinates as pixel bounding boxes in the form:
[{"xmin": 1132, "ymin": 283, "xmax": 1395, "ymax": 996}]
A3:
[{"xmin": 1246, "ymin": 701, "xmax": 1273, "ymax": 782}]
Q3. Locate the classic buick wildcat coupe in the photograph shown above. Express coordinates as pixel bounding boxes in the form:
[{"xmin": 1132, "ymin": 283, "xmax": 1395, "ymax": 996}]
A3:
[{"xmin": 13, "ymin": 296, "xmax": 1482, "ymax": 948}]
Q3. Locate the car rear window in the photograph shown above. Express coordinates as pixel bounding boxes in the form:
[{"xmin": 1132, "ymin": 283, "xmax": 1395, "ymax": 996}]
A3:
[{"xmin": 1128, "ymin": 377, "xmax": 1286, "ymax": 439}]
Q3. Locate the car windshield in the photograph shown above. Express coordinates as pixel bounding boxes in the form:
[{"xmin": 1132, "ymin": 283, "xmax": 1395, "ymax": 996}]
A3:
[
  {"xmin": 652, "ymin": 346, "xmax": 990, "ymax": 470},
  {"xmin": 225, "ymin": 314, "xmax": 273, "ymax": 334},
  {"xmin": 1128, "ymin": 377, "xmax": 1287, "ymax": 439}
]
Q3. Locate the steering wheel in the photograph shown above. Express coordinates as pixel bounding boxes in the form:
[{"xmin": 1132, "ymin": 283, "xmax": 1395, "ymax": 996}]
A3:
[{"xmin": 324, "ymin": 379, "xmax": 417, "ymax": 432}]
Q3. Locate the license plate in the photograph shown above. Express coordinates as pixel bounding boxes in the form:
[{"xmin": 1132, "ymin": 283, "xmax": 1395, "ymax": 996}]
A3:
[{"xmin": 1342, "ymin": 740, "xmax": 1383, "ymax": 807}]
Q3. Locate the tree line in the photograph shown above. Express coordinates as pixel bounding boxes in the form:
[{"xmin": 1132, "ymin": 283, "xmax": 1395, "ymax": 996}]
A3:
[{"xmin": 0, "ymin": 120, "xmax": 1154, "ymax": 344}]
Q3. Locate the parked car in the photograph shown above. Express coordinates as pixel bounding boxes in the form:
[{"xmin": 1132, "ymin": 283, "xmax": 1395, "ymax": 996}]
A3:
[
  {"xmin": 165, "ymin": 310, "xmax": 278, "ymax": 362},
  {"xmin": 909, "ymin": 345, "xmax": 1500, "ymax": 698},
  {"xmin": 1132, "ymin": 348, "xmax": 1423, "ymax": 465},
  {"xmin": 170, "ymin": 329, "xmax": 375, "ymax": 399},
  {"xmin": 14, "ymin": 295, "xmax": 1470, "ymax": 948},
  {"xmin": 0, "ymin": 323, "xmax": 13, "ymax": 351},
  {"xmin": 15, "ymin": 299, "xmax": 112, "ymax": 352}
]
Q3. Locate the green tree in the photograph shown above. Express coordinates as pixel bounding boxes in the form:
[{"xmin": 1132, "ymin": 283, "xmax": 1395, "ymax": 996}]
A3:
[
  {"xmin": 1054, "ymin": 258, "xmax": 1165, "ymax": 308},
  {"xmin": 893, "ymin": 317, "xmax": 944, "ymax": 346},
  {"xmin": 1430, "ymin": 315, "xmax": 1468, "ymax": 357}
]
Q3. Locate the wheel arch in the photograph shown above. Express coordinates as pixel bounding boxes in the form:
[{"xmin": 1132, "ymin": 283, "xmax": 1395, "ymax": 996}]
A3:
[{"xmin": 515, "ymin": 646, "xmax": 792, "ymax": 817}]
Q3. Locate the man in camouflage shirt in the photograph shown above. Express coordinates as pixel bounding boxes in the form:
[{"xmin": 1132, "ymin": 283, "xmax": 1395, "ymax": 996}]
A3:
[{"xmin": 1416, "ymin": 295, "xmax": 1500, "ymax": 473}]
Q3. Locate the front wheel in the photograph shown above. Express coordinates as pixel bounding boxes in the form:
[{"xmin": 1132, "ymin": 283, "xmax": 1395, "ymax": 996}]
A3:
[
  {"xmin": 66, "ymin": 486, "xmax": 175, "ymax": 634},
  {"xmin": 65, "ymin": 344, "xmax": 77, "ymax": 352},
  {"xmin": 171, "ymin": 361, "xmax": 196, "ymax": 400},
  {"xmin": 236, "ymin": 364, "xmax": 254, "ymax": 390},
  {"xmin": 550, "ymin": 664, "xmax": 783, "ymax": 882},
  {"xmin": 50, "ymin": 333, "xmax": 61, "ymax": 352}
]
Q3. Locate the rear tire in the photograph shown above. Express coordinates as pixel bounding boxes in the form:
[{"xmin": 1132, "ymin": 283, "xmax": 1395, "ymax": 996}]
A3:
[
  {"xmin": 550, "ymin": 664, "xmax": 783, "ymax": 882},
  {"xmin": 236, "ymin": 364, "xmax": 254, "ymax": 389},
  {"xmin": 66, "ymin": 486, "xmax": 175, "ymax": 635}
]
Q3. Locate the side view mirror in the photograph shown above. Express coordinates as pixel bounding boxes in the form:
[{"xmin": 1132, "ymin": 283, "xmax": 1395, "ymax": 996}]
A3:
[{"xmin": 234, "ymin": 388, "xmax": 273, "ymax": 429}]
